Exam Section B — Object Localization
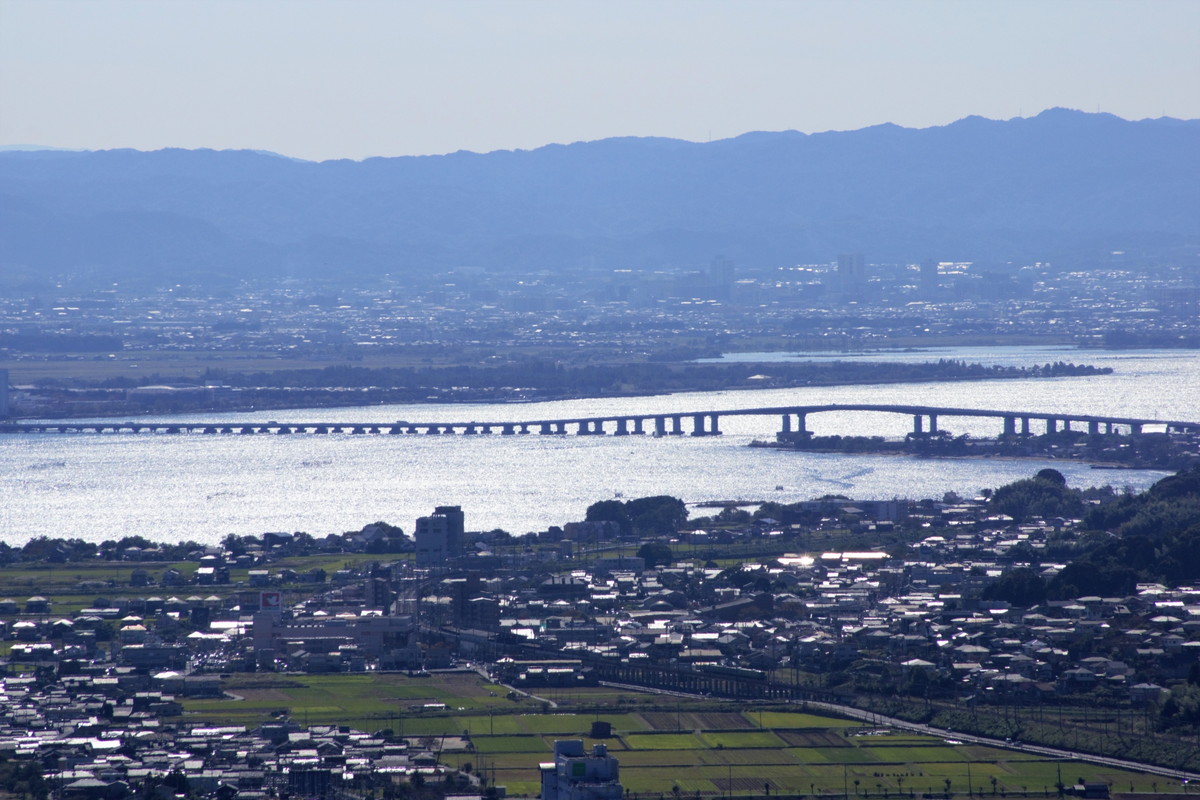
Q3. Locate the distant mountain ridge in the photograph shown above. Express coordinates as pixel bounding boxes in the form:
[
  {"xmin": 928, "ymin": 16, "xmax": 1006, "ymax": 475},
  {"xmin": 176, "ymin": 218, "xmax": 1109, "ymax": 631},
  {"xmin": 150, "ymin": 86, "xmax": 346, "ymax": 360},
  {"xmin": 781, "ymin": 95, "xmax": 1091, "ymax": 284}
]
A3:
[{"xmin": 1, "ymin": 109, "xmax": 1197, "ymax": 287}]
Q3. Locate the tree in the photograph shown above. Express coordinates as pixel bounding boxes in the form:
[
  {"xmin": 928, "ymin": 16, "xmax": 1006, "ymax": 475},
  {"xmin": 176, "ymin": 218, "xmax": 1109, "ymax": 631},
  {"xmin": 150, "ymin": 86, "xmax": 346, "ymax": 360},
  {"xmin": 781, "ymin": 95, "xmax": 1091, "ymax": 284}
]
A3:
[
  {"xmin": 21, "ymin": 536, "xmax": 63, "ymax": 563},
  {"xmin": 637, "ymin": 541, "xmax": 674, "ymax": 569},
  {"xmin": 625, "ymin": 496, "xmax": 688, "ymax": 536},
  {"xmin": 586, "ymin": 500, "xmax": 632, "ymax": 535},
  {"xmin": 1036, "ymin": 468, "xmax": 1067, "ymax": 486},
  {"xmin": 587, "ymin": 496, "xmax": 688, "ymax": 537},
  {"xmin": 222, "ymin": 533, "xmax": 249, "ymax": 556},
  {"xmin": 981, "ymin": 567, "xmax": 1046, "ymax": 607},
  {"xmin": 988, "ymin": 471, "xmax": 1084, "ymax": 523}
]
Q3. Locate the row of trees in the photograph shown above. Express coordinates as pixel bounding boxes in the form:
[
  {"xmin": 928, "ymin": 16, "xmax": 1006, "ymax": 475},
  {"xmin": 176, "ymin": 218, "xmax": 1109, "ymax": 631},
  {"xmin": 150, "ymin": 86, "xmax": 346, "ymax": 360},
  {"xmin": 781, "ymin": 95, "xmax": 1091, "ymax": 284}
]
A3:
[{"xmin": 69, "ymin": 358, "xmax": 1111, "ymax": 394}]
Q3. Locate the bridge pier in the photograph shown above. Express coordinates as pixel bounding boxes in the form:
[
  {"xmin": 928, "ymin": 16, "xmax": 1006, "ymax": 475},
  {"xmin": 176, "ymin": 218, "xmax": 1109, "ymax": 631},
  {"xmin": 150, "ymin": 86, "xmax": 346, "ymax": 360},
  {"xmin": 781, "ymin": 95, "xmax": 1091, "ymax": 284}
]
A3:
[
  {"xmin": 928, "ymin": 413, "xmax": 938, "ymax": 434},
  {"xmin": 632, "ymin": 418, "xmax": 645, "ymax": 435},
  {"xmin": 1089, "ymin": 420, "xmax": 1100, "ymax": 435},
  {"xmin": 691, "ymin": 414, "xmax": 707, "ymax": 436},
  {"xmin": 780, "ymin": 412, "xmax": 810, "ymax": 438},
  {"xmin": 654, "ymin": 416, "xmax": 666, "ymax": 436},
  {"xmin": 1003, "ymin": 416, "xmax": 1016, "ymax": 436},
  {"xmin": 615, "ymin": 419, "xmax": 629, "ymax": 436},
  {"xmin": 1045, "ymin": 418, "xmax": 1057, "ymax": 434},
  {"xmin": 1131, "ymin": 422, "xmax": 1142, "ymax": 435},
  {"xmin": 912, "ymin": 415, "xmax": 924, "ymax": 435},
  {"xmin": 463, "ymin": 424, "xmax": 478, "ymax": 434},
  {"xmin": 502, "ymin": 424, "xmax": 516, "ymax": 435},
  {"xmin": 554, "ymin": 422, "xmax": 567, "ymax": 435},
  {"xmin": 710, "ymin": 414, "xmax": 721, "ymax": 435},
  {"xmin": 540, "ymin": 423, "xmax": 552, "ymax": 435},
  {"xmin": 670, "ymin": 416, "xmax": 683, "ymax": 435},
  {"xmin": 425, "ymin": 426, "xmax": 442, "ymax": 435}
]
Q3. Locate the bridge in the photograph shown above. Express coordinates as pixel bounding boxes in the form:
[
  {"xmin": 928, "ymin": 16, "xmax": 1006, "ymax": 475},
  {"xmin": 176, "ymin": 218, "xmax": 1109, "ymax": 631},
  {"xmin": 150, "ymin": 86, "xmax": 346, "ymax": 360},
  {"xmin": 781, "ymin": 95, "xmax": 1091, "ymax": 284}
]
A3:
[{"xmin": 2, "ymin": 404, "xmax": 1197, "ymax": 438}]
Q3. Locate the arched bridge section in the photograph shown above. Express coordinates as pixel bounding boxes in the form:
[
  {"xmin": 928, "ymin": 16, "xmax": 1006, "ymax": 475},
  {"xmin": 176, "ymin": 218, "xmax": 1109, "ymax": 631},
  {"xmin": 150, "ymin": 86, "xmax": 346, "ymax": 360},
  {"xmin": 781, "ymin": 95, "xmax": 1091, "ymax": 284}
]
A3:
[{"xmin": 2, "ymin": 404, "xmax": 1197, "ymax": 438}]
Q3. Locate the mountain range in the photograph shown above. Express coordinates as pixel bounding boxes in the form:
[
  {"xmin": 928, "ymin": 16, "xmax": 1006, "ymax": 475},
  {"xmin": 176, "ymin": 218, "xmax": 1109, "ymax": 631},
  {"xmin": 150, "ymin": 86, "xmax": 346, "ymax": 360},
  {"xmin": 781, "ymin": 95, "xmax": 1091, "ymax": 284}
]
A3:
[{"xmin": 1, "ymin": 108, "xmax": 1197, "ymax": 289}]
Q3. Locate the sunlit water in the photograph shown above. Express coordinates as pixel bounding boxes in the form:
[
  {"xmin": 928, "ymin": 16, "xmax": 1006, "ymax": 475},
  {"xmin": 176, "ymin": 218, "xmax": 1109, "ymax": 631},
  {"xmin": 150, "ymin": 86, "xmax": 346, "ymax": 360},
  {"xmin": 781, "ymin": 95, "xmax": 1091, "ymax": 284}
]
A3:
[{"xmin": 2, "ymin": 347, "xmax": 1196, "ymax": 545}]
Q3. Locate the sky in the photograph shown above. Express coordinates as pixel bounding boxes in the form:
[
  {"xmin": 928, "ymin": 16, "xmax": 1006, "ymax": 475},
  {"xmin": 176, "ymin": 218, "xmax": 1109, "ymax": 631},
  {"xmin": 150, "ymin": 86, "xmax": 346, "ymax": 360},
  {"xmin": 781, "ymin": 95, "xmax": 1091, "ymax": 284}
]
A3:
[{"xmin": 1, "ymin": 0, "xmax": 1197, "ymax": 162}]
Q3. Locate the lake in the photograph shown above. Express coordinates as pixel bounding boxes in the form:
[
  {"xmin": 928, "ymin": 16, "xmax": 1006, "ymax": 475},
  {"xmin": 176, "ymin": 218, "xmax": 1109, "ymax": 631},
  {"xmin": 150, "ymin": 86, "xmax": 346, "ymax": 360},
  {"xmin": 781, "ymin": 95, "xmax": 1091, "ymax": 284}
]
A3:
[{"xmin": 1, "ymin": 346, "xmax": 1195, "ymax": 545}]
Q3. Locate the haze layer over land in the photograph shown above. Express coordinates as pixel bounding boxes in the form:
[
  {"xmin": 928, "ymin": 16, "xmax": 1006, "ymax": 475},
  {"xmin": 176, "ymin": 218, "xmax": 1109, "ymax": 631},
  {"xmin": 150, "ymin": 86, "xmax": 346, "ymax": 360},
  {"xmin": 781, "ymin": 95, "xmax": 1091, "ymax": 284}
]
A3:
[{"xmin": 1, "ymin": 110, "xmax": 1197, "ymax": 290}]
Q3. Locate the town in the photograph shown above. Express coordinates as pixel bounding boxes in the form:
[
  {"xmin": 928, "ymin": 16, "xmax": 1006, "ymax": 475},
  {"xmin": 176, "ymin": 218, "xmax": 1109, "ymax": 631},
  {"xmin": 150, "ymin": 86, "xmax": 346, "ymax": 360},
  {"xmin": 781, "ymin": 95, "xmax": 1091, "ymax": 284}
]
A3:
[
  {"xmin": 4, "ymin": 466, "xmax": 1200, "ymax": 799},
  {"xmin": 2, "ymin": 256, "xmax": 1198, "ymax": 418},
  {"xmin": 5, "ymin": 3, "xmax": 1197, "ymax": 800}
]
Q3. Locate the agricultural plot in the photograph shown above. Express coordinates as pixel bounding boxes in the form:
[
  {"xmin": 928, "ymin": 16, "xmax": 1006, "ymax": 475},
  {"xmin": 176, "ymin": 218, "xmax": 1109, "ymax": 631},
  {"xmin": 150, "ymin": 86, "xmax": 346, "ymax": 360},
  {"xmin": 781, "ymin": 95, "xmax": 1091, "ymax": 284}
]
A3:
[
  {"xmin": 700, "ymin": 712, "xmax": 758, "ymax": 729},
  {"xmin": 624, "ymin": 733, "xmax": 706, "ymax": 750},
  {"xmin": 698, "ymin": 731, "xmax": 788, "ymax": 749},
  {"xmin": 757, "ymin": 711, "xmax": 863, "ymax": 729},
  {"xmin": 182, "ymin": 672, "xmax": 546, "ymax": 732},
  {"xmin": 0, "ymin": 554, "xmax": 388, "ymax": 618},
  {"xmin": 466, "ymin": 736, "xmax": 551, "ymax": 754},
  {"xmin": 471, "ymin": 720, "xmax": 1178, "ymax": 797},
  {"xmin": 183, "ymin": 671, "xmax": 1184, "ymax": 797},
  {"xmin": 779, "ymin": 731, "xmax": 851, "ymax": 748}
]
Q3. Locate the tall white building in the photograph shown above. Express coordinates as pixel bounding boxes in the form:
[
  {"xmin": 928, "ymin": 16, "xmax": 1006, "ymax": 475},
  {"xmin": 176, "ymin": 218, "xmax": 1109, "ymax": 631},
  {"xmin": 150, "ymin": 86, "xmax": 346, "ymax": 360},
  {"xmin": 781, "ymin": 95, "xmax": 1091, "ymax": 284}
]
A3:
[
  {"xmin": 540, "ymin": 740, "xmax": 622, "ymax": 800},
  {"xmin": 415, "ymin": 505, "xmax": 465, "ymax": 566}
]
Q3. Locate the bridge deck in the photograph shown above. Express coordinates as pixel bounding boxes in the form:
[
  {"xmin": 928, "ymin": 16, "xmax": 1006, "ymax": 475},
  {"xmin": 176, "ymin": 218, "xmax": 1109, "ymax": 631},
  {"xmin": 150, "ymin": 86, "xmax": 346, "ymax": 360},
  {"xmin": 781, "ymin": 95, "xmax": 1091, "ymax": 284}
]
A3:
[{"xmin": 1, "ymin": 404, "xmax": 1196, "ymax": 435}]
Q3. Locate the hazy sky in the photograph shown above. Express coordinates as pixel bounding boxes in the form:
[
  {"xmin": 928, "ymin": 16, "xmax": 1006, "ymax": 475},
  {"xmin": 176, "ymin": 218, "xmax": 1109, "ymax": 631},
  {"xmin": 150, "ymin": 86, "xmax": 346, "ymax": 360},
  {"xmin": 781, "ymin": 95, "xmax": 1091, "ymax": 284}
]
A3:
[{"xmin": 2, "ymin": 0, "xmax": 1197, "ymax": 161}]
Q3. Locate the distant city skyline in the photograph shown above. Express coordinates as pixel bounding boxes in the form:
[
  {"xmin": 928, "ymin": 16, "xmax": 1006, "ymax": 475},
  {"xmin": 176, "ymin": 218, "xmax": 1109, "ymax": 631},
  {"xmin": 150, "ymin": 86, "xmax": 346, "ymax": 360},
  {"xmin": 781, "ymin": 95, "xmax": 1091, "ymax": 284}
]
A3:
[{"xmin": 2, "ymin": 0, "xmax": 1198, "ymax": 162}]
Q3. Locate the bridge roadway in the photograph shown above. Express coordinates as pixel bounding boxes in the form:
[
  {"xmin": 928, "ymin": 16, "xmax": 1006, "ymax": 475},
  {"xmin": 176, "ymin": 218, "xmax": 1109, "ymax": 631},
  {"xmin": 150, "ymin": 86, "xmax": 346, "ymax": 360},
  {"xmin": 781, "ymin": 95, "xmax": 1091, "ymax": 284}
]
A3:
[{"xmin": 2, "ymin": 404, "xmax": 1198, "ymax": 438}]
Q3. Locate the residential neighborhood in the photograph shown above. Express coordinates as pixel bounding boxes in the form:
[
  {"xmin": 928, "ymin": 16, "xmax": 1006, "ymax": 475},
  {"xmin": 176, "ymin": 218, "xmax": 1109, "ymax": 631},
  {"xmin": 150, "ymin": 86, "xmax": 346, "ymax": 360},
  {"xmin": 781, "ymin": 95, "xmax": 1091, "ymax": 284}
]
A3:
[{"xmin": 5, "ymin": 474, "xmax": 1200, "ymax": 799}]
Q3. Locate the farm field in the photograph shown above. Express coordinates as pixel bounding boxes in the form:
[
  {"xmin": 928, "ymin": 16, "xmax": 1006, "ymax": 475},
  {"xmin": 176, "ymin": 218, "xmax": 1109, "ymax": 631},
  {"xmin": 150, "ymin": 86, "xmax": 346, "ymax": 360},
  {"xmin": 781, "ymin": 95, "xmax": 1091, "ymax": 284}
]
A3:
[
  {"xmin": 0, "ymin": 553, "xmax": 388, "ymax": 616},
  {"xmin": 181, "ymin": 671, "xmax": 1180, "ymax": 797}
]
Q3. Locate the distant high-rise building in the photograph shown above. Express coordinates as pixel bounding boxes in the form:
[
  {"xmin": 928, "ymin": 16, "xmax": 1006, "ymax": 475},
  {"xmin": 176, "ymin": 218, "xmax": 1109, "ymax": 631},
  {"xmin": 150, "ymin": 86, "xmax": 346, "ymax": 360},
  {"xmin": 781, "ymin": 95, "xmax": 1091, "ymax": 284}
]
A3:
[
  {"xmin": 540, "ymin": 740, "xmax": 623, "ymax": 800},
  {"xmin": 837, "ymin": 253, "xmax": 865, "ymax": 294},
  {"xmin": 0, "ymin": 369, "xmax": 8, "ymax": 419},
  {"xmin": 415, "ymin": 505, "xmax": 465, "ymax": 566},
  {"xmin": 920, "ymin": 259, "xmax": 939, "ymax": 296},
  {"xmin": 708, "ymin": 256, "xmax": 735, "ymax": 300}
]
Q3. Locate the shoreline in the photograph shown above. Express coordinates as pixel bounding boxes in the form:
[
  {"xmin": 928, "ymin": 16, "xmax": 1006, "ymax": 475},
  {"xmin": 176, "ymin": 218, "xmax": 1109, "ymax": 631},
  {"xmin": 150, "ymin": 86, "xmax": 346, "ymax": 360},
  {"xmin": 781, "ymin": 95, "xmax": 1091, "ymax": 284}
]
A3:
[
  {"xmin": 5, "ymin": 366, "xmax": 1116, "ymax": 422},
  {"xmin": 750, "ymin": 439, "xmax": 1182, "ymax": 473}
]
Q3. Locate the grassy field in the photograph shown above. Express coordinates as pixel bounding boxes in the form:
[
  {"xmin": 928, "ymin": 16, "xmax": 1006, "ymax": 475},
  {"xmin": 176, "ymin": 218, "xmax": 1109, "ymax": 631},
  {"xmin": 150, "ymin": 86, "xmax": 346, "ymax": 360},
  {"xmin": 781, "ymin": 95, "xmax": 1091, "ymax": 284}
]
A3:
[
  {"xmin": 178, "ymin": 672, "xmax": 1180, "ymax": 798},
  {"xmin": 0, "ymin": 553, "xmax": 391, "ymax": 617}
]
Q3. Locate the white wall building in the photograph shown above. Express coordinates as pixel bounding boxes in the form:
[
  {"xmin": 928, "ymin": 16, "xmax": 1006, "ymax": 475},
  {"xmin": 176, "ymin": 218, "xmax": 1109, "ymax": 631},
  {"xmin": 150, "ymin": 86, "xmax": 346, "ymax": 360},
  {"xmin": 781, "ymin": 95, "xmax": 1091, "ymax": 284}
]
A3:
[{"xmin": 540, "ymin": 740, "xmax": 622, "ymax": 800}]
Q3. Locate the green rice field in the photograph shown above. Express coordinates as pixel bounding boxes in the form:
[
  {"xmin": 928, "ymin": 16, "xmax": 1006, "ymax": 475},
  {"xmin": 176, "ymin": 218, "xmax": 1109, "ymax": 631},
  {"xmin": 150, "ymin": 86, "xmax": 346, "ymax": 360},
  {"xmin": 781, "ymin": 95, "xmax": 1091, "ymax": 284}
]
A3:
[{"xmin": 181, "ymin": 672, "xmax": 1182, "ymax": 798}]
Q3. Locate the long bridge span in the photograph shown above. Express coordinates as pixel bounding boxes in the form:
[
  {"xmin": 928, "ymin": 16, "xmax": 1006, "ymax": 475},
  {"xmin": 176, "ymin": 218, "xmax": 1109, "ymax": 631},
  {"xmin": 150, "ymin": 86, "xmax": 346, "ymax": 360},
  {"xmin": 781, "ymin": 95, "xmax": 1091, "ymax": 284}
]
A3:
[{"xmin": 2, "ymin": 404, "xmax": 1198, "ymax": 438}]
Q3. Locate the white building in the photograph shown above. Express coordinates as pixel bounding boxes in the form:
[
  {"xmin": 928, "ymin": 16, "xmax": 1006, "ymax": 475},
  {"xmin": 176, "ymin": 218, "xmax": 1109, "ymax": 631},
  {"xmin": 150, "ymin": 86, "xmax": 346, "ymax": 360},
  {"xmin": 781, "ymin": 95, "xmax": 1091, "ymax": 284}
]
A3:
[
  {"xmin": 540, "ymin": 740, "xmax": 622, "ymax": 800},
  {"xmin": 415, "ymin": 505, "xmax": 465, "ymax": 566}
]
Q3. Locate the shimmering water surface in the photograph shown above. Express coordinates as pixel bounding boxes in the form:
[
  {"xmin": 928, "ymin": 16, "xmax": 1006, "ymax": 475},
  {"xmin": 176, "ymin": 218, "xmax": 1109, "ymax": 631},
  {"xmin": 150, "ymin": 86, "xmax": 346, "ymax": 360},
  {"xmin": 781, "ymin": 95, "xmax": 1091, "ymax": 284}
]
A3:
[{"xmin": 2, "ymin": 347, "xmax": 1196, "ymax": 544}]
